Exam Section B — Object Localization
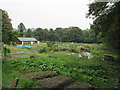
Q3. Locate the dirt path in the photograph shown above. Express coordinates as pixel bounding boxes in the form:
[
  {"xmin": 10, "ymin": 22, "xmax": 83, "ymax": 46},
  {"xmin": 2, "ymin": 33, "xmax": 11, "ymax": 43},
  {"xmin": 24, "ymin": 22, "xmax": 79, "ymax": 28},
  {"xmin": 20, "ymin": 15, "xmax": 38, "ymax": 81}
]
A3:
[{"xmin": 7, "ymin": 53, "xmax": 42, "ymax": 59}]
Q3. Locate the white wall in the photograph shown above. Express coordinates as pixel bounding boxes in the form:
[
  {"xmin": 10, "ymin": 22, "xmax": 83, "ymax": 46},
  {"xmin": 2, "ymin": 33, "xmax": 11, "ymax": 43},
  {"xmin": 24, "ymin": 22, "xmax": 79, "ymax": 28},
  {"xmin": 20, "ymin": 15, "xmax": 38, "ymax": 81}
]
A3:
[
  {"xmin": 37, "ymin": 41, "xmax": 40, "ymax": 44},
  {"xmin": 31, "ymin": 41, "xmax": 33, "ymax": 44},
  {"xmin": 22, "ymin": 42, "xmax": 24, "ymax": 45}
]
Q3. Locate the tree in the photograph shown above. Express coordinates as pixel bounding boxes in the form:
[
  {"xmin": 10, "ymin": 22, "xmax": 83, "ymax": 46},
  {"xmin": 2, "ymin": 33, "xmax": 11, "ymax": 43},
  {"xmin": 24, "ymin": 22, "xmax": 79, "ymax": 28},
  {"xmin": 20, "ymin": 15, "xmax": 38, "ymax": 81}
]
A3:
[
  {"xmin": 33, "ymin": 28, "xmax": 49, "ymax": 41},
  {"xmin": 26, "ymin": 28, "xmax": 33, "ymax": 37},
  {"xmin": 82, "ymin": 29, "xmax": 100, "ymax": 43},
  {"xmin": 87, "ymin": 2, "xmax": 120, "ymax": 53},
  {"xmin": 43, "ymin": 28, "xmax": 50, "ymax": 41},
  {"xmin": 1, "ymin": 9, "xmax": 17, "ymax": 45},
  {"xmin": 54, "ymin": 28, "xmax": 64, "ymax": 42},
  {"xmin": 48, "ymin": 28, "xmax": 57, "ymax": 41},
  {"xmin": 67, "ymin": 27, "xmax": 83, "ymax": 42},
  {"xmin": 18, "ymin": 23, "xmax": 26, "ymax": 37}
]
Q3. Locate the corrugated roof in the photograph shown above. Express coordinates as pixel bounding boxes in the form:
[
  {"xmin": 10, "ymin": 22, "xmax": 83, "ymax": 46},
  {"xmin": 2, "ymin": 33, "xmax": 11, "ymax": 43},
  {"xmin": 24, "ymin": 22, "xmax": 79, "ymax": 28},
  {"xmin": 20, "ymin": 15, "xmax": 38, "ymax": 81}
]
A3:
[{"xmin": 18, "ymin": 37, "xmax": 38, "ymax": 41}]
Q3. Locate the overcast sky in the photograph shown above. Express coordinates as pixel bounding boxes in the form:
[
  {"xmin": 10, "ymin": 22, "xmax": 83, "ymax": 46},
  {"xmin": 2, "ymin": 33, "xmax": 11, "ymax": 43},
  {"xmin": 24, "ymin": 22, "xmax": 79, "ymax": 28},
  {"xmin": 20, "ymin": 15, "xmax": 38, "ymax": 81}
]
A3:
[{"xmin": 0, "ymin": 0, "xmax": 93, "ymax": 30}]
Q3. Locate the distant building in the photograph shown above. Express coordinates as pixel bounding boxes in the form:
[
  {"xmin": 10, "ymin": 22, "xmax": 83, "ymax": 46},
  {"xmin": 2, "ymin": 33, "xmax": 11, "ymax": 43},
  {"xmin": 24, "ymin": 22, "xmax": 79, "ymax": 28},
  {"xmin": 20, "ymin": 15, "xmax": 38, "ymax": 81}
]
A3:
[{"xmin": 16, "ymin": 37, "xmax": 39, "ymax": 45}]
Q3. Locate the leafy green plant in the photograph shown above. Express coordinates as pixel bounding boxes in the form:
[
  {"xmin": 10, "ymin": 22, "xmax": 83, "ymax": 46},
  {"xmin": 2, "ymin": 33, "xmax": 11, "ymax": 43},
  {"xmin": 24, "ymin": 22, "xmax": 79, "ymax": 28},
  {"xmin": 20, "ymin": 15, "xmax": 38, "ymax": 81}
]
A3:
[
  {"xmin": 2, "ymin": 60, "xmax": 40, "ymax": 88},
  {"xmin": 3, "ymin": 47, "xmax": 11, "ymax": 56},
  {"xmin": 47, "ymin": 41, "xmax": 55, "ymax": 47},
  {"xmin": 3, "ymin": 43, "xmax": 119, "ymax": 88},
  {"xmin": 70, "ymin": 48, "xmax": 78, "ymax": 53},
  {"xmin": 38, "ymin": 47, "xmax": 46, "ymax": 53}
]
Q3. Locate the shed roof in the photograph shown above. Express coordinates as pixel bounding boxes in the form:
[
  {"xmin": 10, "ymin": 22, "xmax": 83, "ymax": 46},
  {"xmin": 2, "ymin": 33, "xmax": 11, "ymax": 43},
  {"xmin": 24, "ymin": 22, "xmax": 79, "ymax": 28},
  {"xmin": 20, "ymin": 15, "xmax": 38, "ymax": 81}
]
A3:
[{"xmin": 18, "ymin": 37, "xmax": 38, "ymax": 41}]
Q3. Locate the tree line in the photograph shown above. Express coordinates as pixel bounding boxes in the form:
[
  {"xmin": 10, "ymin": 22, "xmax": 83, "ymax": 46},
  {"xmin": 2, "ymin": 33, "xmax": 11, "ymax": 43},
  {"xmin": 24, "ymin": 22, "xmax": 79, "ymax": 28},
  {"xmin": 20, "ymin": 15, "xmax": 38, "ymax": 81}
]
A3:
[
  {"xmin": 16, "ymin": 23, "xmax": 101, "ymax": 43},
  {"xmin": 1, "ymin": 8, "xmax": 100, "ymax": 45},
  {"xmin": 1, "ymin": 1, "xmax": 119, "ymax": 54}
]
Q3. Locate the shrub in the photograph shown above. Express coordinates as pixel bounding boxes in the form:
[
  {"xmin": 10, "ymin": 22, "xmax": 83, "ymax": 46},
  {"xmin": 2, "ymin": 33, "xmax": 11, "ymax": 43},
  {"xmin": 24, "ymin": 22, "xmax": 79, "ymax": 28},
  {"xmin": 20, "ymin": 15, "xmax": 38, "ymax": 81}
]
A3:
[
  {"xmin": 3, "ymin": 47, "xmax": 11, "ymax": 56},
  {"xmin": 70, "ymin": 48, "xmax": 79, "ymax": 53},
  {"xmin": 52, "ymin": 45, "xmax": 59, "ymax": 52},
  {"xmin": 45, "ymin": 47, "xmax": 51, "ymax": 53},
  {"xmin": 47, "ymin": 41, "xmax": 55, "ymax": 47},
  {"xmin": 38, "ymin": 47, "xmax": 46, "ymax": 53},
  {"xmin": 38, "ymin": 47, "xmax": 52, "ymax": 53},
  {"xmin": 30, "ymin": 56, "xmax": 35, "ymax": 59}
]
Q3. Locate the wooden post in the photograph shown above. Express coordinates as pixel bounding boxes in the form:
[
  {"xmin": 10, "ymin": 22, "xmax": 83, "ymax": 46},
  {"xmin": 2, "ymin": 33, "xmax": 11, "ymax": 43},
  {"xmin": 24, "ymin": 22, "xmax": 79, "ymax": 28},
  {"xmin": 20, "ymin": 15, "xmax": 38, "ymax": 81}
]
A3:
[{"xmin": 9, "ymin": 78, "xmax": 19, "ymax": 88}]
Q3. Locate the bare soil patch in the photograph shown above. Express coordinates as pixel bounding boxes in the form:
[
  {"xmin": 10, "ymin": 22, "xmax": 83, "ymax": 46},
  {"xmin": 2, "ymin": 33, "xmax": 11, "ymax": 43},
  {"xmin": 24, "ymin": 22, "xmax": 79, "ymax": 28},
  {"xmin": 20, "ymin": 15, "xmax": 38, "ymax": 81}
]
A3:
[
  {"xmin": 37, "ymin": 76, "xmax": 75, "ymax": 88},
  {"xmin": 23, "ymin": 71, "xmax": 58, "ymax": 80}
]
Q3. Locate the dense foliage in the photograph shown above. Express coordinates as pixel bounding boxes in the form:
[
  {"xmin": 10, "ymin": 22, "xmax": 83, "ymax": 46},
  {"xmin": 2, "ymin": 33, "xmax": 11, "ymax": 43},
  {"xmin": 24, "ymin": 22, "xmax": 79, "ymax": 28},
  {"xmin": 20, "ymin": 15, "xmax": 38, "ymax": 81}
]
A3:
[
  {"xmin": 18, "ymin": 23, "xmax": 26, "ymax": 37},
  {"xmin": 32, "ymin": 27, "xmax": 100, "ymax": 43},
  {"xmin": 25, "ymin": 29, "xmax": 33, "ymax": 37},
  {"xmin": 87, "ymin": 2, "xmax": 120, "ymax": 53},
  {"xmin": 1, "ymin": 9, "xmax": 17, "ymax": 45}
]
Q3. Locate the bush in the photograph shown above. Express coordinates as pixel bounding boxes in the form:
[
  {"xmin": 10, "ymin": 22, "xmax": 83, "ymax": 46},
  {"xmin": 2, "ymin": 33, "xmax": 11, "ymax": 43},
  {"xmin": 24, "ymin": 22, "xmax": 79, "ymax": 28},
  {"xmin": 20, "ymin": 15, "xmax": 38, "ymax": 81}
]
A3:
[
  {"xmin": 69, "ymin": 44, "xmax": 79, "ymax": 53},
  {"xmin": 3, "ymin": 47, "xmax": 11, "ymax": 56},
  {"xmin": 30, "ymin": 56, "xmax": 35, "ymax": 59},
  {"xmin": 47, "ymin": 41, "xmax": 55, "ymax": 47},
  {"xmin": 45, "ymin": 47, "xmax": 51, "ymax": 53},
  {"xmin": 70, "ymin": 48, "xmax": 79, "ymax": 53},
  {"xmin": 52, "ymin": 45, "xmax": 59, "ymax": 52},
  {"xmin": 38, "ymin": 47, "xmax": 52, "ymax": 53},
  {"xmin": 38, "ymin": 47, "xmax": 46, "ymax": 53}
]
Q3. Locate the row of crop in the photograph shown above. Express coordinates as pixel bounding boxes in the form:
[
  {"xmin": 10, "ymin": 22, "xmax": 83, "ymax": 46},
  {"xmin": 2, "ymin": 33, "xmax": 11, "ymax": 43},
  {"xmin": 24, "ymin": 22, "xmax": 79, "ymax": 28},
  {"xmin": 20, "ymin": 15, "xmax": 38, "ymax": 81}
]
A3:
[{"xmin": 8, "ymin": 56, "xmax": 113, "ymax": 88}]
